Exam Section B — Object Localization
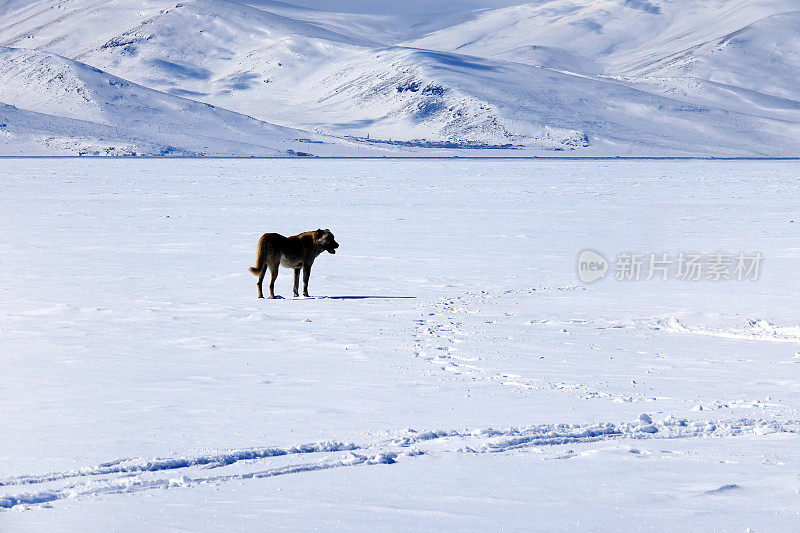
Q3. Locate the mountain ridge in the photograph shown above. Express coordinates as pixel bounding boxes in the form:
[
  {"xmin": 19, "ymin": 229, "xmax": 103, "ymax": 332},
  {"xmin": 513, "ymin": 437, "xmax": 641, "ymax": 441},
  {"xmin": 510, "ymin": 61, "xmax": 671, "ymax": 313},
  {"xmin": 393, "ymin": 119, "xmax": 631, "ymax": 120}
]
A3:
[{"xmin": 1, "ymin": 0, "xmax": 797, "ymax": 156}]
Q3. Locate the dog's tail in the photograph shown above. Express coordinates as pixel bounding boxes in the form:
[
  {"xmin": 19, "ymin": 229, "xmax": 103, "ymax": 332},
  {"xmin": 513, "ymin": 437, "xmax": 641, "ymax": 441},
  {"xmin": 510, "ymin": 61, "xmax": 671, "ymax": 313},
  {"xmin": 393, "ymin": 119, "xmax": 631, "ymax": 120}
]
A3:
[{"xmin": 250, "ymin": 235, "xmax": 267, "ymax": 275}]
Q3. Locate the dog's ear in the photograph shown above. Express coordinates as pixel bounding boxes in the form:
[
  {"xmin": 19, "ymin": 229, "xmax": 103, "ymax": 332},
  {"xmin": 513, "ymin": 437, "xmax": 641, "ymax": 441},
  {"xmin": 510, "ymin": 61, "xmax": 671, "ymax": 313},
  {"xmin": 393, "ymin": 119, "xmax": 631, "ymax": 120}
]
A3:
[{"xmin": 317, "ymin": 228, "xmax": 323, "ymax": 233}]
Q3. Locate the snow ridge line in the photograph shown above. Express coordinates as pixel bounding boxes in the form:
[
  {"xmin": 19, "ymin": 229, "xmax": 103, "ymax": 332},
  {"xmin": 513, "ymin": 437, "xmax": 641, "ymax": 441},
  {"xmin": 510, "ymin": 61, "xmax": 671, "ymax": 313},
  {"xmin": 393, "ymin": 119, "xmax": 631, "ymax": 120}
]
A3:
[
  {"xmin": 388, "ymin": 417, "xmax": 797, "ymax": 454},
  {"xmin": 3, "ymin": 417, "xmax": 797, "ymax": 511},
  {"xmin": 0, "ymin": 440, "xmax": 358, "ymax": 488},
  {"xmin": 656, "ymin": 316, "xmax": 800, "ymax": 344}
]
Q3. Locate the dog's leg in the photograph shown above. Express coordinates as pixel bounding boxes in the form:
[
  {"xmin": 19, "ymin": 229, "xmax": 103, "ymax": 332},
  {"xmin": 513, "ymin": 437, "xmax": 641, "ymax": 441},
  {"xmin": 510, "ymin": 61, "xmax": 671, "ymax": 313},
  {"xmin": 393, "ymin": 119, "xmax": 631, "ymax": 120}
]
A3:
[
  {"xmin": 257, "ymin": 266, "xmax": 267, "ymax": 299},
  {"xmin": 302, "ymin": 264, "xmax": 312, "ymax": 297},
  {"xmin": 269, "ymin": 266, "xmax": 279, "ymax": 299},
  {"xmin": 293, "ymin": 268, "xmax": 301, "ymax": 297}
]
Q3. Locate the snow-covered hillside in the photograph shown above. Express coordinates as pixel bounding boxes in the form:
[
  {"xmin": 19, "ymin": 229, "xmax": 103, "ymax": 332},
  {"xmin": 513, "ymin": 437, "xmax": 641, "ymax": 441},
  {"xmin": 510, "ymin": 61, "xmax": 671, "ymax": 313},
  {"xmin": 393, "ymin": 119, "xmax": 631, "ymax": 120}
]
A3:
[
  {"xmin": 409, "ymin": 0, "xmax": 800, "ymax": 139},
  {"xmin": 0, "ymin": 46, "xmax": 386, "ymax": 156},
  {"xmin": 0, "ymin": 0, "xmax": 798, "ymax": 155}
]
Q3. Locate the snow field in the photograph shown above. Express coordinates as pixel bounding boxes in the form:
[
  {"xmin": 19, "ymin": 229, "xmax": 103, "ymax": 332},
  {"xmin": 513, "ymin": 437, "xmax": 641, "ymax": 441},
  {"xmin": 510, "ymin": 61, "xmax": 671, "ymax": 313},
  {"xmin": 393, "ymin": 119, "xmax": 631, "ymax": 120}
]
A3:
[{"xmin": 1, "ymin": 158, "xmax": 800, "ymax": 530}]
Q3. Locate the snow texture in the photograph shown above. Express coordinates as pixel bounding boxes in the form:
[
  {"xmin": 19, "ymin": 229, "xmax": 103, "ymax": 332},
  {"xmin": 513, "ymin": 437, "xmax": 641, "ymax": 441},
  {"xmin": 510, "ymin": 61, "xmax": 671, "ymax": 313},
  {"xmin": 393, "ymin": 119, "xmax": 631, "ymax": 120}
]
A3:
[
  {"xmin": 1, "ymin": 0, "xmax": 799, "ymax": 155},
  {"xmin": 2, "ymin": 158, "xmax": 800, "ymax": 530}
]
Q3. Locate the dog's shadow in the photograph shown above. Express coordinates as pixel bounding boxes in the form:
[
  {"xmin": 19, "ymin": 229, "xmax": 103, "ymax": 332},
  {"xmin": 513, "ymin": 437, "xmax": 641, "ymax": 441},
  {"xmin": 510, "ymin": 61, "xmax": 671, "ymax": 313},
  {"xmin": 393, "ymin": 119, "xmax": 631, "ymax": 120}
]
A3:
[{"xmin": 312, "ymin": 296, "xmax": 416, "ymax": 300}]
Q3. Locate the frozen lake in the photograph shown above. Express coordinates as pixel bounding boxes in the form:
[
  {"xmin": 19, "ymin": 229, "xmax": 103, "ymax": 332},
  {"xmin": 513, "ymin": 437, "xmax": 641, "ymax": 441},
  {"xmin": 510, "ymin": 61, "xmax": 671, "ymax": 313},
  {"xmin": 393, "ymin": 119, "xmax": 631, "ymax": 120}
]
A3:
[{"xmin": 1, "ymin": 158, "xmax": 799, "ymax": 531}]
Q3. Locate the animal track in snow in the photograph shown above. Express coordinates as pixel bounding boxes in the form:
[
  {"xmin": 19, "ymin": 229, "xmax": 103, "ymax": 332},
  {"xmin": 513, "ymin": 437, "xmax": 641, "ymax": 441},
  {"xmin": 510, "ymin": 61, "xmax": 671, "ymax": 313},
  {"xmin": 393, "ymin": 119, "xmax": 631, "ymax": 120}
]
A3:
[
  {"xmin": 3, "ymin": 416, "xmax": 793, "ymax": 511},
  {"xmin": 412, "ymin": 287, "xmax": 659, "ymax": 403}
]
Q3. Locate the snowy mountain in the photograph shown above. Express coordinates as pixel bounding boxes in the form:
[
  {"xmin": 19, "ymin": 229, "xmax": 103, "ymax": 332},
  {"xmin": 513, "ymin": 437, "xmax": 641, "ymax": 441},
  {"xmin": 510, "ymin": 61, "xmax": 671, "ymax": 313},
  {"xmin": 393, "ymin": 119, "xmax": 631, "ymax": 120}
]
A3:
[
  {"xmin": 0, "ymin": 0, "xmax": 798, "ymax": 156},
  {"xmin": 0, "ymin": 46, "xmax": 382, "ymax": 156}
]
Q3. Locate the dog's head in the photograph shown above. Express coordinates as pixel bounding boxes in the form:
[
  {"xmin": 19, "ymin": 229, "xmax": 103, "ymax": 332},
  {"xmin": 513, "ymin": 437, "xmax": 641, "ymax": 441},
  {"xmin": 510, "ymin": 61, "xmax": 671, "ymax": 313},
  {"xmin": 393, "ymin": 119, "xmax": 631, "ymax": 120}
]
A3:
[{"xmin": 315, "ymin": 228, "xmax": 339, "ymax": 254}]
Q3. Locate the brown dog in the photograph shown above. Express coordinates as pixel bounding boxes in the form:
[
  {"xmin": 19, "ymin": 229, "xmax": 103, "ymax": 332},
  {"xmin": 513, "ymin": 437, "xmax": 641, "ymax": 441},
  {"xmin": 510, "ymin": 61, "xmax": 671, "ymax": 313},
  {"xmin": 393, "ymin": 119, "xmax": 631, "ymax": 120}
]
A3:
[{"xmin": 249, "ymin": 229, "xmax": 339, "ymax": 298}]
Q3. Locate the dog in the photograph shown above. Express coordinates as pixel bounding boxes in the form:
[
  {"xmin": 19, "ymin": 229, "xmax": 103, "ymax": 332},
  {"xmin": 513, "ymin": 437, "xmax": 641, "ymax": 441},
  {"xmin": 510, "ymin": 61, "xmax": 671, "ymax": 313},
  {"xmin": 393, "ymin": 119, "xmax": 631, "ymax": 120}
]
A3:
[{"xmin": 249, "ymin": 229, "xmax": 339, "ymax": 299}]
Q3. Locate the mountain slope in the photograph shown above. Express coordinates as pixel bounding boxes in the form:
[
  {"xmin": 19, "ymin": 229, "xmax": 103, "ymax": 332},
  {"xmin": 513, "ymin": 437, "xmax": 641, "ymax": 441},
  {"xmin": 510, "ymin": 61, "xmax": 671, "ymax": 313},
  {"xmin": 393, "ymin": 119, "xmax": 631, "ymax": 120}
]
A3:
[
  {"xmin": 406, "ymin": 0, "xmax": 800, "ymax": 128},
  {"xmin": 406, "ymin": 0, "xmax": 791, "ymax": 72},
  {"xmin": 295, "ymin": 45, "xmax": 799, "ymax": 155},
  {"xmin": 613, "ymin": 10, "xmax": 800, "ymax": 121},
  {"xmin": 0, "ymin": 46, "xmax": 381, "ymax": 156}
]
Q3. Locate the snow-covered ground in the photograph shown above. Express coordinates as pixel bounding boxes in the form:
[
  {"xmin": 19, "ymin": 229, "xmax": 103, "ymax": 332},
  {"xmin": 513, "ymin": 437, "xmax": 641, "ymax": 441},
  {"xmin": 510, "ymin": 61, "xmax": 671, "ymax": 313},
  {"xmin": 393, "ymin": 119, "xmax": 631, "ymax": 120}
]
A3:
[
  {"xmin": 1, "ymin": 0, "xmax": 800, "ymax": 156},
  {"xmin": 1, "ymin": 158, "xmax": 799, "ymax": 530}
]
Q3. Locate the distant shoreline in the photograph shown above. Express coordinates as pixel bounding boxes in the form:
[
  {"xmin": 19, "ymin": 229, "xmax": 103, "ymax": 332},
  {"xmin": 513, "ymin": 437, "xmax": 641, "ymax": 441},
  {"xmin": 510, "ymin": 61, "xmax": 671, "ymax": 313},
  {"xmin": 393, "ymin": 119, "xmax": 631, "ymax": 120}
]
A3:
[{"xmin": 1, "ymin": 156, "xmax": 799, "ymax": 161}]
